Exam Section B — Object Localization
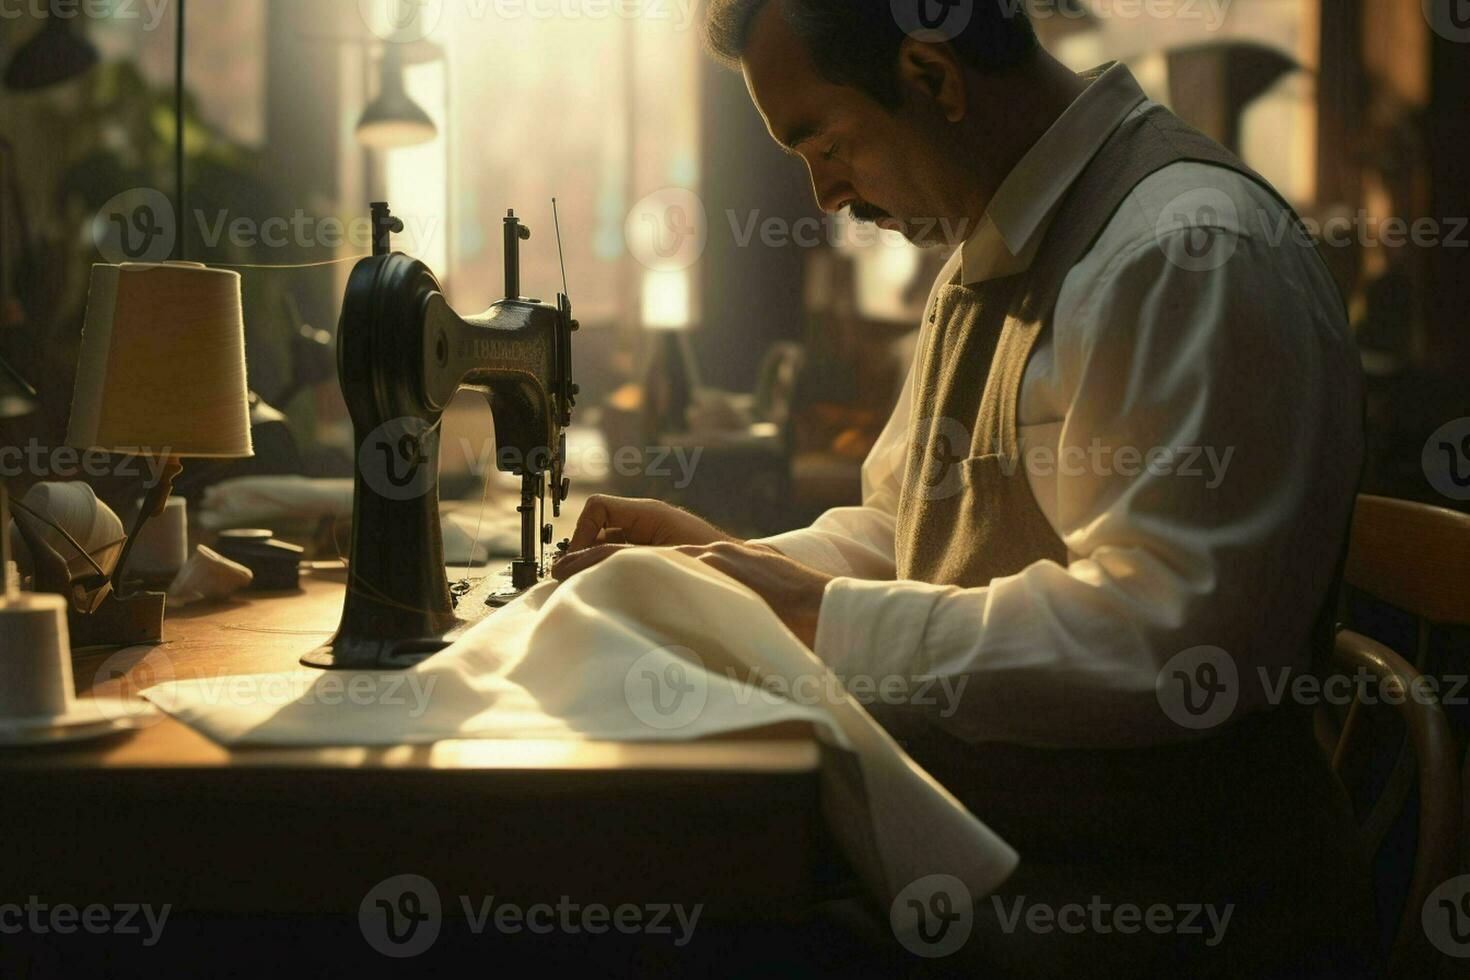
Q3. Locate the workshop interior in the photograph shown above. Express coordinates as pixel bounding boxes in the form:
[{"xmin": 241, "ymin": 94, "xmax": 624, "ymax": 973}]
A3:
[{"xmin": 0, "ymin": 0, "xmax": 1468, "ymax": 976}]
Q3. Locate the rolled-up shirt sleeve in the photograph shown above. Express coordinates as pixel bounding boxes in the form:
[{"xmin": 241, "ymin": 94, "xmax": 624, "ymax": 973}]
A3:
[{"xmin": 811, "ymin": 220, "xmax": 1363, "ymax": 749}]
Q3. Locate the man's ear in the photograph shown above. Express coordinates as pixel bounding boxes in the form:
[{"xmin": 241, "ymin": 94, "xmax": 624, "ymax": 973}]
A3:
[{"xmin": 895, "ymin": 38, "xmax": 967, "ymax": 122}]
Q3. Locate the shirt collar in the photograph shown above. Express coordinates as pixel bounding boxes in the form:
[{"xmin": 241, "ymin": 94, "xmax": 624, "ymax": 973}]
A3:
[{"xmin": 960, "ymin": 62, "xmax": 1149, "ymax": 285}]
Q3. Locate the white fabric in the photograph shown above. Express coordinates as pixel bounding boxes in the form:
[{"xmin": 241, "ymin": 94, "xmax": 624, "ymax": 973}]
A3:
[
  {"xmin": 199, "ymin": 475, "xmax": 354, "ymax": 531},
  {"xmin": 755, "ymin": 63, "xmax": 1363, "ymax": 747},
  {"xmin": 144, "ymin": 549, "xmax": 1018, "ymax": 907}
]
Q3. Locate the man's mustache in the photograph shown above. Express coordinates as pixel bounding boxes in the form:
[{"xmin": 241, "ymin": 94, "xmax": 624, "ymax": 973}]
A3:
[{"xmin": 847, "ymin": 201, "xmax": 891, "ymax": 224}]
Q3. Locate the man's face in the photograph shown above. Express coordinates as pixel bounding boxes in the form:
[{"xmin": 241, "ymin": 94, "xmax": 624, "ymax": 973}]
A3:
[{"xmin": 740, "ymin": 2, "xmax": 961, "ymax": 247}]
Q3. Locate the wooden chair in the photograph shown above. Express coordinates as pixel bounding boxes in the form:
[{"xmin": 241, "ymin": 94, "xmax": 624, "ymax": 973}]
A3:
[{"xmin": 1322, "ymin": 495, "xmax": 1470, "ymax": 977}]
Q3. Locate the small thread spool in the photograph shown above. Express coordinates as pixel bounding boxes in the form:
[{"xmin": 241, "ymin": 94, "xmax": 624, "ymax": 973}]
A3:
[
  {"xmin": 67, "ymin": 262, "xmax": 253, "ymax": 458},
  {"xmin": 0, "ymin": 591, "xmax": 74, "ymax": 721},
  {"xmin": 129, "ymin": 496, "xmax": 188, "ymax": 584},
  {"xmin": 11, "ymin": 482, "xmax": 125, "ymax": 575}
]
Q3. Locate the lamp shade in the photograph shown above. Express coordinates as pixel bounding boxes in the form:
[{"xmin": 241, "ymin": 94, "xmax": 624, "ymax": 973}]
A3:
[
  {"xmin": 641, "ymin": 269, "xmax": 692, "ymax": 331},
  {"xmin": 66, "ymin": 262, "xmax": 253, "ymax": 459},
  {"xmin": 356, "ymin": 45, "xmax": 436, "ymax": 150}
]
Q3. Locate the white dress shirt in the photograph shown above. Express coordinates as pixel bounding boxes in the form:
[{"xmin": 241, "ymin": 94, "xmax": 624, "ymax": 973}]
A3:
[{"xmin": 755, "ymin": 64, "xmax": 1363, "ymax": 748}]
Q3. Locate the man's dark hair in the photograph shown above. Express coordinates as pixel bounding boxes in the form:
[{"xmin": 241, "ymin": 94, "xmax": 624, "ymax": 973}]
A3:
[{"xmin": 703, "ymin": 0, "xmax": 1038, "ymax": 107}]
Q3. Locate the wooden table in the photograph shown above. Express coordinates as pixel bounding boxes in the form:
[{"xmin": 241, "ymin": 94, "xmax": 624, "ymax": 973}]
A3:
[{"xmin": 0, "ymin": 570, "xmax": 826, "ymax": 923}]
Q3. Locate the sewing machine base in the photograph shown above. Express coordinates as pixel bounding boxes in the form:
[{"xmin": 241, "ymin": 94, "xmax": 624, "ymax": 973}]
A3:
[
  {"xmin": 300, "ymin": 568, "xmax": 530, "ymax": 669},
  {"xmin": 68, "ymin": 591, "xmax": 166, "ymax": 650}
]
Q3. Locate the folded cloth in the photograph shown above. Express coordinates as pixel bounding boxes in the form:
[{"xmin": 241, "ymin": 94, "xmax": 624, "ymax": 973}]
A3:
[
  {"xmin": 142, "ymin": 549, "xmax": 1017, "ymax": 911},
  {"xmin": 199, "ymin": 476, "xmax": 354, "ymax": 532},
  {"xmin": 167, "ymin": 545, "xmax": 253, "ymax": 606}
]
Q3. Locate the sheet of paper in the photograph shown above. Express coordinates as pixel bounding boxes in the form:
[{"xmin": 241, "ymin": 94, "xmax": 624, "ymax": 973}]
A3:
[{"xmin": 144, "ymin": 549, "xmax": 1017, "ymax": 911}]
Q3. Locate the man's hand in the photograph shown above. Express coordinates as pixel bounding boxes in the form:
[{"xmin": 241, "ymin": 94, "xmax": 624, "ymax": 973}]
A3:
[
  {"xmin": 566, "ymin": 495, "xmax": 738, "ymax": 551},
  {"xmin": 551, "ymin": 540, "xmax": 831, "ymax": 649}
]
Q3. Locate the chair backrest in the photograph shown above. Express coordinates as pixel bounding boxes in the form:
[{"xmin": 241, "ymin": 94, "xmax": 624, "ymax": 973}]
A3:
[
  {"xmin": 1326, "ymin": 629, "xmax": 1460, "ymax": 977},
  {"xmin": 1344, "ymin": 495, "xmax": 1470, "ymax": 630},
  {"xmin": 1332, "ymin": 494, "xmax": 1470, "ymax": 977}
]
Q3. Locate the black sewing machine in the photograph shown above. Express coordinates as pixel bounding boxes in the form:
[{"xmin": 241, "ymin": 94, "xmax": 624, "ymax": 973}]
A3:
[{"xmin": 302, "ymin": 202, "xmax": 578, "ymax": 670}]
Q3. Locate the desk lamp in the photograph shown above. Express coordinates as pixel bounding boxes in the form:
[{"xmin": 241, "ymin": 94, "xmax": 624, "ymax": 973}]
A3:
[
  {"xmin": 65, "ymin": 261, "xmax": 253, "ymax": 645},
  {"xmin": 641, "ymin": 268, "xmax": 699, "ymax": 434},
  {"xmin": 356, "ymin": 33, "xmax": 437, "ymax": 149}
]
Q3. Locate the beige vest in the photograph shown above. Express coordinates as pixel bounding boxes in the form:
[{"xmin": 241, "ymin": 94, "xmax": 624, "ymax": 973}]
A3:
[{"xmin": 887, "ymin": 106, "xmax": 1373, "ymax": 973}]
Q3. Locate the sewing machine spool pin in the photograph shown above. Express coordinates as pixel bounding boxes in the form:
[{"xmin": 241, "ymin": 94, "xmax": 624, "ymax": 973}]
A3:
[{"xmin": 302, "ymin": 202, "xmax": 577, "ymax": 669}]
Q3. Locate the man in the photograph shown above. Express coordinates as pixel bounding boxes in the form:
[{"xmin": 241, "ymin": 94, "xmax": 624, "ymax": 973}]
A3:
[{"xmin": 555, "ymin": 2, "xmax": 1374, "ymax": 975}]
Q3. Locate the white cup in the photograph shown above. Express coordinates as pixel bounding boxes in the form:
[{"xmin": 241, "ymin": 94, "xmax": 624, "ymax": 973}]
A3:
[{"xmin": 0, "ymin": 593, "xmax": 74, "ymax": 721}]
